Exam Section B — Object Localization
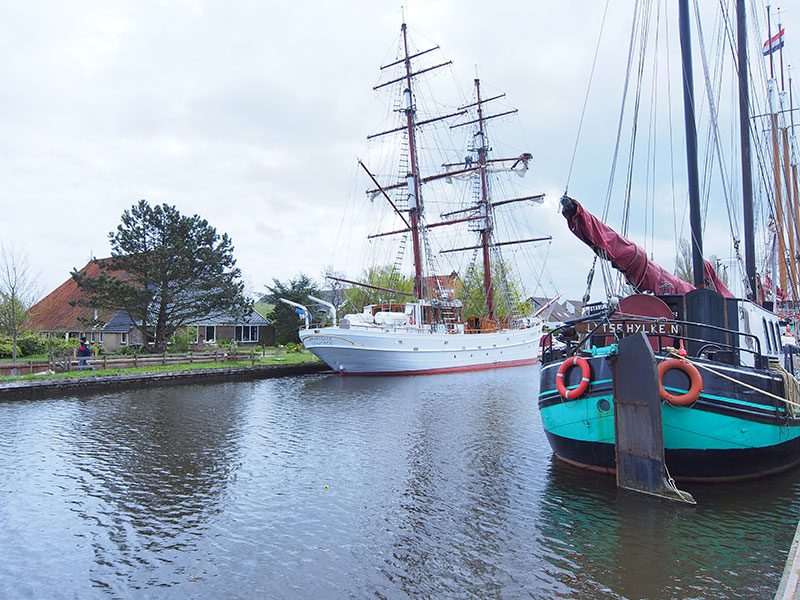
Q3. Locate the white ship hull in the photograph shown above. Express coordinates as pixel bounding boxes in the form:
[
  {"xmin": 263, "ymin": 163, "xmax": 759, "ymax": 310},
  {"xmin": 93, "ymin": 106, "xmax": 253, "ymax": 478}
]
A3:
[{"xmin": 299, "ymin": 325, "xmax": 542, "ymax": 375}]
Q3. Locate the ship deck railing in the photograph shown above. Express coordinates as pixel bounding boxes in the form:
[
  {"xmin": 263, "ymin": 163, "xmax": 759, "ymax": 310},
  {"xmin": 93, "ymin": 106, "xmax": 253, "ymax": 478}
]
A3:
[{"xmin": 540, "ymin": 312, "xmax": 765, "ymax": 369}]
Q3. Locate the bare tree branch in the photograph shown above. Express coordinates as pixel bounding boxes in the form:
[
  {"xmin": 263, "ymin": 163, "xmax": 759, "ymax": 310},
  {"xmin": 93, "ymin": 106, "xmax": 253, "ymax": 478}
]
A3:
[{"xmin": 0, "ymin": 244, "xmax": 41, "ymax": 368}]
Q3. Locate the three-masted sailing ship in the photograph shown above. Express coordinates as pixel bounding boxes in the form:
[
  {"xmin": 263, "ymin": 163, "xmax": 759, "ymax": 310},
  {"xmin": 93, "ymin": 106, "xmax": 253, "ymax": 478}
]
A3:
[
  {"xmin": 291, "ymin": 22, "xmax": 549, "ymax": 375},
  {"xmin": 538, "ymin": 0, "xmax": 800, "ymax": 482}
]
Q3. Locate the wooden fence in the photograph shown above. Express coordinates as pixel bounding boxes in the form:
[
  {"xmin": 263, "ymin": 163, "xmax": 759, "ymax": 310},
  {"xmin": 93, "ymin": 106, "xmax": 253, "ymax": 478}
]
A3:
[{"xmin": 0, "ymin": 349, "xmax": 268, "ymax": 376}]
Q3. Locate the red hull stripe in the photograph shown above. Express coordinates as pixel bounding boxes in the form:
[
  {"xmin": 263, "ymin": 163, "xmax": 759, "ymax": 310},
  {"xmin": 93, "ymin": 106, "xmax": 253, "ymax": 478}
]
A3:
[{"xmin": 337, "ymin": 357, "xmax": 538, "ymax": 376}]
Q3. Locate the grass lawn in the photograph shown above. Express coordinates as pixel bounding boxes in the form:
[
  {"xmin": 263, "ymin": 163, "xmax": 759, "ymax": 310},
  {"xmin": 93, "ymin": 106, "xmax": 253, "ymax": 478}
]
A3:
[{"xmin": 0, "ymin": 350, "xmax": 321, "ymax": 383}]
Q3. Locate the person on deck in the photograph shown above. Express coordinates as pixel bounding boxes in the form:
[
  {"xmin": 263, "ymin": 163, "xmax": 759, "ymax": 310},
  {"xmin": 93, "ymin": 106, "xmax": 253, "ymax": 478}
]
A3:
[{"xmin": 77, "ymin": 337, "xmax": 95, "ymax": 370}]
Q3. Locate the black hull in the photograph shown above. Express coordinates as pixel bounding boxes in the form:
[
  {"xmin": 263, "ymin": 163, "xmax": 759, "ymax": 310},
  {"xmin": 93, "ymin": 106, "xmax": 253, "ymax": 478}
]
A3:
[{"xmin": 545, "ymin": 431, "xmax": 800, "ymax": 482}]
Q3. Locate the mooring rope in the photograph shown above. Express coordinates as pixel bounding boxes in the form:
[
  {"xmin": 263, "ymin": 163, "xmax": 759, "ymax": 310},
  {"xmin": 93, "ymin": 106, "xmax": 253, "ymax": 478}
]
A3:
[{"xmin": 665, "ymin": 348, "xmax": 800, "ymax": 411}]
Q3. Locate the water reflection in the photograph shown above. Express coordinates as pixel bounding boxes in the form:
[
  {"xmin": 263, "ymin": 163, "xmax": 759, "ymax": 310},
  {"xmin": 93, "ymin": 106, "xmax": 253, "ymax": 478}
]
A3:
[
  {"xmin": 1, "ymin": 367, "xmax": 799, "ymax": 598},
  {"xmin": 536, "ymin": 455, "xmax": 800, "ymax": 599},
  {"xmin": 59, "ymin": 384, "xmax": 248, "ymax": 592}
]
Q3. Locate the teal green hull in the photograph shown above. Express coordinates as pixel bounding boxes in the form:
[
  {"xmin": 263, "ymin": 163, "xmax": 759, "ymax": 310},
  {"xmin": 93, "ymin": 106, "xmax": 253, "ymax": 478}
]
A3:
[{"xmin": 539, "ymin": 393, "xmax": 800, "ymax": 451}]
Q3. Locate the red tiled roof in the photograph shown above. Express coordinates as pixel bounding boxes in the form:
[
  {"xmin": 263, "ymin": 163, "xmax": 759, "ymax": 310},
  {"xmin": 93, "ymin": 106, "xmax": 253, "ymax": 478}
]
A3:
[{"xmin": 24, "ymin": 259, "xmax": 123, "ymax": 332}]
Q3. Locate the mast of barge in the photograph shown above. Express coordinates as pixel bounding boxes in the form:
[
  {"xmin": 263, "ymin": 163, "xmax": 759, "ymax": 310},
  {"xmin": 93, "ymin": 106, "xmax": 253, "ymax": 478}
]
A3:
[
  {"xmin": 736, "ymin": 0, "xmax": 757, "ymax": 300},
  {"xmin": 678, "ymin": 0, "xmax": 705, "ymax": 288}
]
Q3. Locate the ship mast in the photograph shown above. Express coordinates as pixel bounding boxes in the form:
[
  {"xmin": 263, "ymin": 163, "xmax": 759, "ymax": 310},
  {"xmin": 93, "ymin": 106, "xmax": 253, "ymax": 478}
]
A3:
[
  {"xmin": 766, "ymin": 5, "xmax": 793, "ymax": 299},
  {"xmin": 678, "ymin": 0, "xmax": 704, "ymax": 288},
  {"xmin": 401, "ymin": 23, "xmax": 425, "ymax": 299},
  {"xmin": 368, "ymin": 23, "xmax": 548, "ymax": 320},
  {"xmin": 474, "ymin": 78, "xmax": 495, "ymax": 320},
  {"xmin": 777, "ymin": 11, "xmax": 800, "ymax": 305},
  {"xmin": 736, "ymin": 0, "xmax": 757, "ymax": 300}
]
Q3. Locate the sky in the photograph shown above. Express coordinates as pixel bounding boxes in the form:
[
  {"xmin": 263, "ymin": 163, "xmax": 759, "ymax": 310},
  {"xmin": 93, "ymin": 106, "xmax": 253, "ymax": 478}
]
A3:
[{"xmin": 2, "ymin": 0, "xmax": 799, "ymax": 304}]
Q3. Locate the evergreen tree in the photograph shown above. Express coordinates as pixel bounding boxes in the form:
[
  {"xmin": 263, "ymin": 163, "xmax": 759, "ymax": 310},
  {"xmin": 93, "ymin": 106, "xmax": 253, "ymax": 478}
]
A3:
[
  {"xmin": 265, "ymin": 274, "xmax": 321, "ymax": 345},
  {"xmin": 72, "ymin": 200, "xmax": 250, "ymax": 353}
]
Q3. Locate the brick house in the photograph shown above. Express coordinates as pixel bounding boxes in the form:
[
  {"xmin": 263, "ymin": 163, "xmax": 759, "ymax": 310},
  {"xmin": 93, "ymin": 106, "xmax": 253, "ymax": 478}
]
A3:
[{"xmin": 25, "ymin": 259, "xmax": 274, "ymax": 351}]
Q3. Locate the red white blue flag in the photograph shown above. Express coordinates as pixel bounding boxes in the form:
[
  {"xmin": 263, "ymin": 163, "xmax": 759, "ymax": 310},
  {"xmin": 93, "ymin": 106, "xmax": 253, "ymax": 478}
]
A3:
[{"xmin": 763, "ymin": 28, "xmax": 785, "ymax": 56}]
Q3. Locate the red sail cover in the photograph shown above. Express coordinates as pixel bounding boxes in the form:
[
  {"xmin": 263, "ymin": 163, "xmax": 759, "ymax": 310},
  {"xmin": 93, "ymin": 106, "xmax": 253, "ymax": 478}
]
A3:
[{"xmin": 562, "ymin": 197, "xmax": 733, "ymax": 298}]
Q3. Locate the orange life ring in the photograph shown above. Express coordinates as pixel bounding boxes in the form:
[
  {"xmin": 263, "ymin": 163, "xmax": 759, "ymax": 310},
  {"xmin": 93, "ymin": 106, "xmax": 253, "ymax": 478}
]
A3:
[
  {"xmin": 555, "ymin": 355, "xmax": 591, "ymax": 400},
  {"xmin": 658, "ymin": 358, "xmax": 702, "ymax": 406}
]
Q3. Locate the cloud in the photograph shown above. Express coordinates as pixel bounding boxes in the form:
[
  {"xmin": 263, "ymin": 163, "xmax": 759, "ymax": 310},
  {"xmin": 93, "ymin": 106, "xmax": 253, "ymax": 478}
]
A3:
[{"xmin": 1, "ymin": 1, "xmax": 795, "ymax": 304}]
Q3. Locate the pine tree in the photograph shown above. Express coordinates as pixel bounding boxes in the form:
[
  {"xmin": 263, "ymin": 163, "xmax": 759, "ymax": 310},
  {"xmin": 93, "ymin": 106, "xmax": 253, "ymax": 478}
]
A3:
[{"xmin": 72, "ymin": 200, "xmax": 250, "ymax": 352}]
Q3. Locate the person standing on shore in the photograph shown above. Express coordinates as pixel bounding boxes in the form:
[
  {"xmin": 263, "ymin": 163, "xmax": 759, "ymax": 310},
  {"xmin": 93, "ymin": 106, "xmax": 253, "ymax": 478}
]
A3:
[{"xmin": 77, "ymin": 337, "xmax": 94, "ymax": 370}]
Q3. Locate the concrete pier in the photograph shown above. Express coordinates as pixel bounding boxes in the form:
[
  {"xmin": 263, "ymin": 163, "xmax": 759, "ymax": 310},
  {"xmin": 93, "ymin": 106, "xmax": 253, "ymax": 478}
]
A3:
[
  {"xmin": 776, "ymin": 520, "xmax": 800, "ymax": 599},
  {"xmin": 0, "ymin": 362, "xmax": 329, "ymax": 401}
]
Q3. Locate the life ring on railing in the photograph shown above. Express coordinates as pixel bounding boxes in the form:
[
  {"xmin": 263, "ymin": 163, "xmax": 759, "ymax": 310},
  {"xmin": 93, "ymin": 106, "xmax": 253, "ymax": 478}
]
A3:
[
  {"xmin": 657, "ymin": 358, "xmax": 702, "ymax": 406},
  {"xmin": 555, "ymin": 355, "xmax": 591, "ymax": 400}
]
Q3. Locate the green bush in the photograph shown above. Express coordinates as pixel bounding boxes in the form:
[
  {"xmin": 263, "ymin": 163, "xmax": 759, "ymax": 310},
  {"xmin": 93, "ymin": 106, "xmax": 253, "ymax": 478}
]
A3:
[
  {"xmin": 283, "ymin": 342, "xmax": 302, "ymax": 353},
  {"xmin": 16, "ymin": 333, "xmax": 48, "ymax": 356},
  {"xmin": 0, "ymin": 339, "xmax": 17, "ymax": 358},
  {"xmin": 42, "ymin": 337, "xmax": 78, "ymax": 356},
  {"xmin": 169, "ymin": 326, "xmax": 197, "ymax": 353},
  {"xmin": 218, "ymin": 338, "xmax": 236, "ymax": 350}
]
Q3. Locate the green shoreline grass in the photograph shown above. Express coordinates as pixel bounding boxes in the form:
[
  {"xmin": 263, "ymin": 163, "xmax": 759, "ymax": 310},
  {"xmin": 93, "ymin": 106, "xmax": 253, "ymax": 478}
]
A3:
[{"xmin": 0, "ymin": 351, "xmax": 321, "ymax": 383}]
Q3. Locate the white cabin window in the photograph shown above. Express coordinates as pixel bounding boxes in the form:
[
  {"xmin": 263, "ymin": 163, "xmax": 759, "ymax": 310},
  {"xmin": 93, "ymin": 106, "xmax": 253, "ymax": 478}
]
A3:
[
  {"xmin": 205, "ymin": 326, "xmax": 216, "ymax": 343},
  {"xmin": 121, "ymin": 332, "xmax": 128, "ymax": 345},
  {"xmin": 763, "ymin": 319, "xmax": 771, "ymax": 353}
]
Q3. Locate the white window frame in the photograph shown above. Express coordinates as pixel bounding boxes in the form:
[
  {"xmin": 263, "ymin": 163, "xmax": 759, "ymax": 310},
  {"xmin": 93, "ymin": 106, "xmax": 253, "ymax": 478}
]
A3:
[
  {"xmin": 205, "ymin": 325, "xmax": 216, "ymax": 343},
  {"xmin": 121, "ymin": 332, "xmax": 128, "ymax": 345},
  {"xmin": 235, "ymin": 325, "xmax": 259, "ymax": 342}
]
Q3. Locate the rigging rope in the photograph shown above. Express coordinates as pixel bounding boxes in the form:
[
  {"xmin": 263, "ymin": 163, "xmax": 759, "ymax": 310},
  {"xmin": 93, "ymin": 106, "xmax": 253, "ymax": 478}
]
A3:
[
  {"xmin": 666, "ymin": 347, "xmax": 800, "ymax": 412},
  {"xmin": 564, "ymin": 0, "xmax": 611, "ymax": 194}
]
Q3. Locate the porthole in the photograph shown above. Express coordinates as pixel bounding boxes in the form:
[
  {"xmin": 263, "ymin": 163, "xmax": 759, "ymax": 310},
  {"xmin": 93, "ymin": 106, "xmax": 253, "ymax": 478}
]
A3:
[{"xmin": 597, "ymin": 398, "xmax": 611, "ymax": 412}]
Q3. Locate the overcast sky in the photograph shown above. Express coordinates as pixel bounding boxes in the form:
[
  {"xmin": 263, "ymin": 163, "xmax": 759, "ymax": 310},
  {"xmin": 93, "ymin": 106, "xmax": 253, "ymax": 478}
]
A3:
[{"xmin": 2, "ymin": 1, "xmax": 798, "ymax": 303}]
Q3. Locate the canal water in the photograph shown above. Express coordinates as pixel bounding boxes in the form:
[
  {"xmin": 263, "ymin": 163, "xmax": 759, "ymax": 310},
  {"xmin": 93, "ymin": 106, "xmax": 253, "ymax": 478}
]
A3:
[{"xmin": 1, "ymin": 365, "xmax": 799, "ymax": 599}]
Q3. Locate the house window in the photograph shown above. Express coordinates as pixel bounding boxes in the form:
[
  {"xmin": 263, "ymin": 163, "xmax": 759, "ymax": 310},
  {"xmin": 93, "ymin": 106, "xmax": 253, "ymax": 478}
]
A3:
[
  {"xmin": 205, "ymin": 326, "xmax": 216, "ymax": 343},
  {"xmin": 121, "ymin": 332, "xmax": 128, "ymax": 345},
  {"xmin": 90, "ymin": 332, "xmax": 96, "ymax": 343},
  {"xmin": 99, "ymin": 332, "xmax": 104, "ymax": 343},
  {"xmin": 235, "ymin": 325, "xmax": 259, "ymax": 342}
]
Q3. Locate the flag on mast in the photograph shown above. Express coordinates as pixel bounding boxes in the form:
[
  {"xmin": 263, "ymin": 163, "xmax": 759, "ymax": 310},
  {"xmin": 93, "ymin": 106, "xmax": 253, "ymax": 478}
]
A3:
[{"xmin": 763, "ymin": 28, "xmax": 785, "ymax": 56}]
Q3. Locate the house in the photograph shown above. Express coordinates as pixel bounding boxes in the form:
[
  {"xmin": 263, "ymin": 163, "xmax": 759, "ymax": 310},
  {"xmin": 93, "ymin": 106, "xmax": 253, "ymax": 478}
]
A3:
[
  {"xmin": 421, "ymin": 271, "xmax": 459, "ymax": 300},
  {"xmin": 529, "ymin": 296, "xmax": 586, "ymax": 324},
  {"xmin": 25, "ymin": 259, "xmax": 274, "ymax": 350},
  {"xmin": 25, "ymin": 259, "xmax": 141, "ymax": 350},
  {"xmin": 191, "ymin": 310, "xmax": 274, "ymax": 348}
]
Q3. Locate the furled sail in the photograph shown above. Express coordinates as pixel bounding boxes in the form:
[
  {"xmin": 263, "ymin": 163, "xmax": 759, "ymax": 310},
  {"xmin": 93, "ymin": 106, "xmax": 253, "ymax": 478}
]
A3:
[{"xmin": 561, "ymin": 196, "xmax": 733, "ymax": 298}]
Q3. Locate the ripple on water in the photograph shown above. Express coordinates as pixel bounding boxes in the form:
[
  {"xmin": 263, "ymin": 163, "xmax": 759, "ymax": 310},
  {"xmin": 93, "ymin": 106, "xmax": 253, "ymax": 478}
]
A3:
[{"xmin": 0, "ymin": 367, "xmax": 799, "ymax": 598}]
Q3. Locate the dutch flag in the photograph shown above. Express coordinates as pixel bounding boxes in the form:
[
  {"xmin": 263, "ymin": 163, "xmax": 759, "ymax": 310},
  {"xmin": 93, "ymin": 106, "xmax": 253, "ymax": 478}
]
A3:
[{"xmin": 763, "ymin": 28, "xmax": 785, "ymax": 56}]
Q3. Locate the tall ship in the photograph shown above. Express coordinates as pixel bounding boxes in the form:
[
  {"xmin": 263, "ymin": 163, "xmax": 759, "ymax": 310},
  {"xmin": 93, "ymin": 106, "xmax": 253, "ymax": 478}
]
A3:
[
  {"xmin": 290, "ymin": 22, "xmax": 550, "ymax": 375},
  {"xmin": 538, "ymin": 0, "xmax": 800, "ymax": 482}
]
